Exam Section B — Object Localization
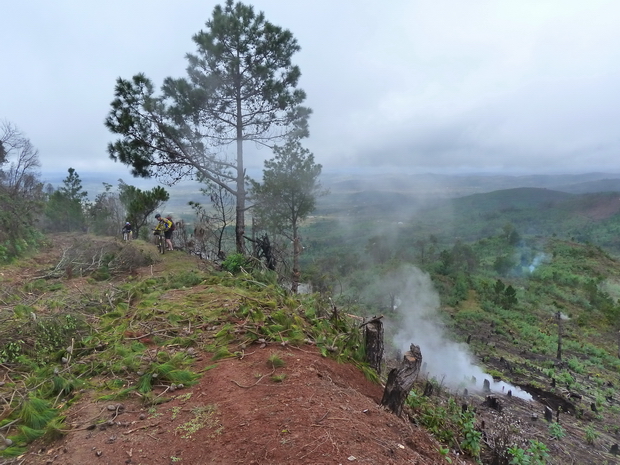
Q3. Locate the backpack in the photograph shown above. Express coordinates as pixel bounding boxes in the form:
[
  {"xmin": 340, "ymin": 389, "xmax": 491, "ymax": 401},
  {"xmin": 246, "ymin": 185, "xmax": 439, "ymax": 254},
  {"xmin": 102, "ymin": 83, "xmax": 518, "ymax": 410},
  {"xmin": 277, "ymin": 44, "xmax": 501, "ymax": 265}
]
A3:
[{"xmin": 167, "ymin": 218, "xmax": 175, "ymax": 231}]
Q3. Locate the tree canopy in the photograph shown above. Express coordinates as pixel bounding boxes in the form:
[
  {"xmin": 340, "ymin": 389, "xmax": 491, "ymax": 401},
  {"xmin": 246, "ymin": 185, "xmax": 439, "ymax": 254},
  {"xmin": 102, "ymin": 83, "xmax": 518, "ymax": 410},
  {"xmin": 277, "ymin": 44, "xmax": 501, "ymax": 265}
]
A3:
[
  {"xmin": 105, "ymin": 0, "xmax": 311, "ymax": 252},
  {"xmin": 251, "ymin": 140, "xmax": 323, "ymax": 292},
  {"xmin": 44, "ymin": 168, "xmax": 88, "ymax": 232},
  {"xmin": 0, "ymin": 122, "xmax": 44, "ymax": 260},
  {"xmin": 118, "ymin": 181, "xmax": 170, "ymax": 237}
]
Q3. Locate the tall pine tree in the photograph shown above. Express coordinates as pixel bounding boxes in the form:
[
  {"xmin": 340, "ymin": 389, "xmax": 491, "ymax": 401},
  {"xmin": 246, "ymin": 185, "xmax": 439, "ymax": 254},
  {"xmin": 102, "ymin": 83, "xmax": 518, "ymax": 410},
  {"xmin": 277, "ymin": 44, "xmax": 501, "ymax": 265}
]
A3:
[{"xmin": 106, "ymin": 0, "xmax": 311, "ymax": 253}]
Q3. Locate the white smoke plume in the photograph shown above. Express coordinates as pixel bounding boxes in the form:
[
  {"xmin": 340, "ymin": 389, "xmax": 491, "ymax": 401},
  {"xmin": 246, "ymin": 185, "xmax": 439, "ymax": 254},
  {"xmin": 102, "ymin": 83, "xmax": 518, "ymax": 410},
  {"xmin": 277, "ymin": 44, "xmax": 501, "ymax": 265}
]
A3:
[
  {"xmin": 389, "ymin": 264, "xmax": 531, "ymax": 400},
  {"xmin": 528, "ymin": 252, "xmax": 548, "ymax": 273}
]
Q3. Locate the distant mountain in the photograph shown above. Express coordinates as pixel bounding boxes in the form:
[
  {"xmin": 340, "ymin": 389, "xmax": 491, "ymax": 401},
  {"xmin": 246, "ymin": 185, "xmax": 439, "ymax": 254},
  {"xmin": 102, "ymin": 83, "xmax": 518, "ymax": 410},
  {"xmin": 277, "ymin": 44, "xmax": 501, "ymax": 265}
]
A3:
[
  {"xmin": 553, "ymin": 178, "xmax": 620, "ymax": 194},
  {"xmin": 42, "ymin": 170, "xmax": 620, "ymax": 222},
  {"xmin": 321, "ymin": 172, "xmax": 620, "ymax": 197},
  {"xmin": 449, "ymin": 187, "xmax": 573, "ymax": 213}
]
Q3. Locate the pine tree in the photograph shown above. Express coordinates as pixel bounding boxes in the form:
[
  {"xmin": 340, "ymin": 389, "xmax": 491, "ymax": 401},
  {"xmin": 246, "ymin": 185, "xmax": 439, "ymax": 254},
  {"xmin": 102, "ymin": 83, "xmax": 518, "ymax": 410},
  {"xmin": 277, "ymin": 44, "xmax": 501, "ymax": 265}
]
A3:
[
  {"xmin": 105, "ymin": 0, "xmax": 311, "ymax": 253},
  {"xmin": 251, "ymin": 140, "xmax": 323, "ymax": 292}
]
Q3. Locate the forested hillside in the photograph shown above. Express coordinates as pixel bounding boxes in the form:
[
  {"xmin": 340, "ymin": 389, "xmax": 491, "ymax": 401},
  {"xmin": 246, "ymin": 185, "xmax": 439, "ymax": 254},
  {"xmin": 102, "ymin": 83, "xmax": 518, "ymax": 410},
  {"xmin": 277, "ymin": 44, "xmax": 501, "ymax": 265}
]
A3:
[
  {"xmin": 4, "ymin": 159, "xmax": 620, "ymax": 463},
  {"xmin": 297, "ymin": 181, "xmax": 620, "ymax": 464}
]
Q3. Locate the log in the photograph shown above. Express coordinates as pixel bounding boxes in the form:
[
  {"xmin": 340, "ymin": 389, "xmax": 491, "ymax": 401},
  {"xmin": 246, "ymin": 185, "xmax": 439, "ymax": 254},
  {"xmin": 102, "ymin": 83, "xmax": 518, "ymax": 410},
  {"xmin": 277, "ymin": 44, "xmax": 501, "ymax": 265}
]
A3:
[
  {"xmin": 362, "ymin": 316, "xmax": 384, "ymax": 375},
  {"xmin": 381, "ymin": 344, "xmax": 422, "ymax": 416}
]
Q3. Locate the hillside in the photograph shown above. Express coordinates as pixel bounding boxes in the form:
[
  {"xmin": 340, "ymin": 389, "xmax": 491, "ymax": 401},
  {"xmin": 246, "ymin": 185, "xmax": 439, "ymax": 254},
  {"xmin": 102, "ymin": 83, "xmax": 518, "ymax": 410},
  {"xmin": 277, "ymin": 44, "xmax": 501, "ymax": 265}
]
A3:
[
  {"xmin": 4, "ymin": 232, "xmax": 620, "ymax": 464},
  {"xmin": 304, "ymin": 187, "xmax": 620, "ymax": 265},
  {"xmin": 0, "ymin": 234, "xmax": 473, "ymax": 465}
]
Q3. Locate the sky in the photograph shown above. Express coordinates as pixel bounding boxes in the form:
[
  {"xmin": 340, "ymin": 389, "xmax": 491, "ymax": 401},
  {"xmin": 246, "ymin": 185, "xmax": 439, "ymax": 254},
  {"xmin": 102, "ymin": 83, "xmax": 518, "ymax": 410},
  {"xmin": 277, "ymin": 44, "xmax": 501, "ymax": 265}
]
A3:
[{"xmin": 3, "ymin": 0, "xmax": 620, "ymax": 183}]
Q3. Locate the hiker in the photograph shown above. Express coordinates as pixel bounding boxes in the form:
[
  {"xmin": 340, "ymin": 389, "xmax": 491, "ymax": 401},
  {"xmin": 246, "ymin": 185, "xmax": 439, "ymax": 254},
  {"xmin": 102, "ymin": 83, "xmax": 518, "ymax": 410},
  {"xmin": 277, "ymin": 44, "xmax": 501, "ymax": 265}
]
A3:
[
  {"xmin": 121, "ymin": 222, "xmax": 132, "ymax": 240},
  {"xmin": 154, "ymin": 214, "xmax": 174, "ymax": 251}
]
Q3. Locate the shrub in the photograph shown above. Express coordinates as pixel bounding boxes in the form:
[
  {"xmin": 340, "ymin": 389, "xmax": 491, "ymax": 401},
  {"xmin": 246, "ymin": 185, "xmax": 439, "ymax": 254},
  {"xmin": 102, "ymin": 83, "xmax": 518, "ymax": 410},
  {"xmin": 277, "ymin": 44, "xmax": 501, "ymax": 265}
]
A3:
[
  {"xmin": 548, "ymin": 422, "xmax": 566, "ymax": 440},
  {"xmin": 508, "ymin": 440, "xmax": 549, "ymax": 465},
  {"xmin": 221, "ymin": 253, "xmax": 251, "ymax": 274},
  {"xmin": 585, "ymin": 425, "xmax": 598, "ymax": 445}
]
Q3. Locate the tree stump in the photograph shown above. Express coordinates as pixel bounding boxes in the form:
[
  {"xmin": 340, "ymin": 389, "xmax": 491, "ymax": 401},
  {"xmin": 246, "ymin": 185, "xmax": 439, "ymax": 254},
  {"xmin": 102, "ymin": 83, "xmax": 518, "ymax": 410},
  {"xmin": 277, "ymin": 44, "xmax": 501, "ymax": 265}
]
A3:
[
  {"xmin": 362, "ymin": 316, "xmax": 384, "ymax": 375},
  {"xmin": 423, "ymin": 381, "xmax": 434, "ymax": 397},
  {"xmin": 381, "ymin": 344, "xmax": 422, "ymax": 416},
  {"xmin": 544, "ymin": 406, "xmax": 553, "ymax": 422},
  {"xmin": 484, "ymin": 396, "xmax": 502, "ymax": 412},
  {"xmin": 483, "ymin": 379, "xmax": 491, "ymax": 393}
]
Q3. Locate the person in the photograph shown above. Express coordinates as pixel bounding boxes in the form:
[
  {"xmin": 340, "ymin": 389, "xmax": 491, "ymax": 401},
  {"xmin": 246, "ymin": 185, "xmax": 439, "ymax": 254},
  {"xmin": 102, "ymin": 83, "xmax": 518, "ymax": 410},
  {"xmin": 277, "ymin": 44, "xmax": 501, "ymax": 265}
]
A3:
[
  {"xmin": 121, "ymin": 221, "xmax": 132, "ymax": 240},
  {"xmin": 154, "ymin": 214, "xmax": 174, "ymax": 251}
]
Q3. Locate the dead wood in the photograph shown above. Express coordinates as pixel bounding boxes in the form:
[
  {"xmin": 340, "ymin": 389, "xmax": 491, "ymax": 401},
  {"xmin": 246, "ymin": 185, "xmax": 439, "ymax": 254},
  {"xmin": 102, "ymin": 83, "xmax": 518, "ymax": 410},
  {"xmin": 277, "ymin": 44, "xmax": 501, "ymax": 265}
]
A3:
[
  {"xmin": 363, "ymin": 316, "xmax": 384, "ymax": 375},
  {"xmin": 380, "ymin": 344, "xmax": 422, "ymax": 416}
]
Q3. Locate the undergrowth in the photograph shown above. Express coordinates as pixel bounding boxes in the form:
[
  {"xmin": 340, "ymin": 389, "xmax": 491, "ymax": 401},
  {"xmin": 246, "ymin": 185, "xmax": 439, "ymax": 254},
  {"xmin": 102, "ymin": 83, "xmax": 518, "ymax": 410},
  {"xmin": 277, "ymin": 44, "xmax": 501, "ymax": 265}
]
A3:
[{"xmin": 0, "ymin": 246, "xmax": 376, "ymax": 457}]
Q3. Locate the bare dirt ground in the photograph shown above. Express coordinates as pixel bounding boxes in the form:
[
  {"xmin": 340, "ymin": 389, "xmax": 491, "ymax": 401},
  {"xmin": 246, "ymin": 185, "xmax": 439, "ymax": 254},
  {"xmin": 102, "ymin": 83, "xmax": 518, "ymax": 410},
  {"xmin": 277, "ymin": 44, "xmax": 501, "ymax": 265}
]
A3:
[{"xmin": 23, "ymin": 346, "xmax": 471, "ymax": 465}]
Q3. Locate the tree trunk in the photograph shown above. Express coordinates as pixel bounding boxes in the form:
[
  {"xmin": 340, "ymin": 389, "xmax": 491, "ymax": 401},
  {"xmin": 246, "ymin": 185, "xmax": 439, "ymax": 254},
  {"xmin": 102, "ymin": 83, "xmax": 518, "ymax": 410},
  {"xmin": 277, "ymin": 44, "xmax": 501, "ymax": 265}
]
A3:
[
  {"xmin": 362, "ymin": 316, "xmax": 384, "ymax": 375},
  {"xmin": 556, "ymin": 311, "xmax": 562, "ymax": 360},
  {"xmin": 381, "ymin": 344, "xmax": 422, "ymax": 416},
  {"xmin": 235, "ymin": 95, "xmax": 245, "ymax": 254},
  {"xmin": 291, "ymin": 230, "xmax": 300, "ymax": 293}
]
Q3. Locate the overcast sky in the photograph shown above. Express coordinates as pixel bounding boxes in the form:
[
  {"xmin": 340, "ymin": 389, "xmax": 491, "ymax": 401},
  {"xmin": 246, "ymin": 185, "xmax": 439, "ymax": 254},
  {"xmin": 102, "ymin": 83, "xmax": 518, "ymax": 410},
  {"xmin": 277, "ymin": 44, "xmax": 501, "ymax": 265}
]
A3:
[{"xmin": 3, "ymin": 0, "xmax": 620, "ymax": 181}]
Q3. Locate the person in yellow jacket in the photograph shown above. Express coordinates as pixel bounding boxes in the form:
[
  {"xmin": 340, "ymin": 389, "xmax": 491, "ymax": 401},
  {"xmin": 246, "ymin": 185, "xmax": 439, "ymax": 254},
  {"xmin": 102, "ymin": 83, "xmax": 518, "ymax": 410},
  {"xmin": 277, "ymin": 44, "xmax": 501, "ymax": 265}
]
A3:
[{"xmin": 154, "ymin": 214, "xmax": 174, "ymax": 251}]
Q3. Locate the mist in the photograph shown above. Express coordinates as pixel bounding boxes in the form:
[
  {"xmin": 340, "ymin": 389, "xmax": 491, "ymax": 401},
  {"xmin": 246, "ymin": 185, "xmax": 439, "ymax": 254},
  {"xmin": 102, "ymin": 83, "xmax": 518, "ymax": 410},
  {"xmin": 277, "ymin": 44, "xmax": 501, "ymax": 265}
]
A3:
[{"xmin": 388, "ymin": 264, "xmax": 531, "ymax": 400}]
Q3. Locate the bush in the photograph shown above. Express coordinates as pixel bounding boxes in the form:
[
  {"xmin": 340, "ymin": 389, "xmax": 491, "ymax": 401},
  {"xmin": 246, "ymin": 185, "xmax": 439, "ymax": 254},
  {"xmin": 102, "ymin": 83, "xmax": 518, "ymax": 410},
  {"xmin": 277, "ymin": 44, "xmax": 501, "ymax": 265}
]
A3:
[{"xmin": 221, "ymin": 253, "xmax": 251, "ymax": 274}]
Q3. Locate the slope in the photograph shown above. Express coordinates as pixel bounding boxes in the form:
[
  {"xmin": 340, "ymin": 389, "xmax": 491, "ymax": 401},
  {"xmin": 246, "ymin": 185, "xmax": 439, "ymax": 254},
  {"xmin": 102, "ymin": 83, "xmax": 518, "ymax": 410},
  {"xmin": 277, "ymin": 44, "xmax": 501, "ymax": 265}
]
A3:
[{"xmin": 0, "ymin": 234, "xmax": 473, "ymax": 465}]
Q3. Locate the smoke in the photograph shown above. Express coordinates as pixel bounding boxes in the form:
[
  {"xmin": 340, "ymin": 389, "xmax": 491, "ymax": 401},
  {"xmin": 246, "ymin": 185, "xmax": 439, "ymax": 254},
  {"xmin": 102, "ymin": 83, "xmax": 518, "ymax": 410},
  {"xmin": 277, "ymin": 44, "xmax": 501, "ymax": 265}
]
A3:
[
  {"xmin": 389, "ymin": 264, "xmax": 531, "ymax": 400},
  {"xmin": 528, "ymin": 252, "xmax": 548, "ymax": 273}
]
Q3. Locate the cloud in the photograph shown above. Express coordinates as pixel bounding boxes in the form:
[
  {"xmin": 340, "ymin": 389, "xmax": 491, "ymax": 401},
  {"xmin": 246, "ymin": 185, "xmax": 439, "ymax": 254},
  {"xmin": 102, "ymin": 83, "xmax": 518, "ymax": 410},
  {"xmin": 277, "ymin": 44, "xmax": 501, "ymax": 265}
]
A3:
[{"xmin": 3, "ymin": 0, "xmax": 620, "ymax": 176}]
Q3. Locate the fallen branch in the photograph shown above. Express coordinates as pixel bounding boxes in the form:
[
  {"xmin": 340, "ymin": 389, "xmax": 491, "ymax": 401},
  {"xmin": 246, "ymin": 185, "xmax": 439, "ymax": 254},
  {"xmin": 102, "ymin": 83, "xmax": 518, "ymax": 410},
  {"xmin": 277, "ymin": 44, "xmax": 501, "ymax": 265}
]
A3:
[
  {"xmin": 123, "ymin": 422, "xmax": 160, "ymax": 435},
  {"xmin": 230, "ymin": 369, "xmax": 275, "ymax": 388}
]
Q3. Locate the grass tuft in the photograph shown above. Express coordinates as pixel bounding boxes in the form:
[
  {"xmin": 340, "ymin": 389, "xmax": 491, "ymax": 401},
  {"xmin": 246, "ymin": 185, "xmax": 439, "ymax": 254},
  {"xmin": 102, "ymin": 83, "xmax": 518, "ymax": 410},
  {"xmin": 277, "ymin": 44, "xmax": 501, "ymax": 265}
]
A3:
[{"xmin": 267, "ymin": 353, "xmax": 286, "ymax": 369}]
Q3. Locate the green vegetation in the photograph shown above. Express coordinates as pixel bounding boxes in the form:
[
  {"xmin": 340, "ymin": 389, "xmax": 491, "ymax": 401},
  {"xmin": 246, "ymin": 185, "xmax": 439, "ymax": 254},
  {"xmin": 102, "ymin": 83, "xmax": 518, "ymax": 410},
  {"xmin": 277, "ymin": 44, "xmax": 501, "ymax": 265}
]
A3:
[
  {"xmin": 507, "ymin": 440, "xmax": 549, "ymax": 465},
  {"xmin": 548, "ymin": 422, "xmax": 566, "ymax": 440},
  {"xmin": 3, "ymin": 163, "xmax": 620, "ymax": 463},
  {"xmin": 251, "ymin": 139, "xmax": 325, "ymax": 291},
  {"xmin": 266, "ymin": 353, "xmax": 286, "ymax": 369},
  {"xmin": 0, "ymin": 239, "xmax": 376, "ymax": 457},
  {"xmin": 105, "ymin": 0, "xmax": 311, "ymax": 252}
]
